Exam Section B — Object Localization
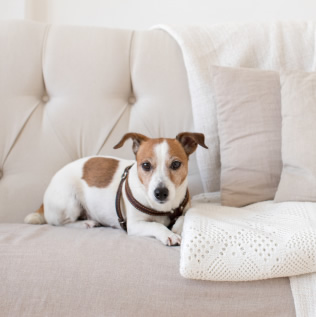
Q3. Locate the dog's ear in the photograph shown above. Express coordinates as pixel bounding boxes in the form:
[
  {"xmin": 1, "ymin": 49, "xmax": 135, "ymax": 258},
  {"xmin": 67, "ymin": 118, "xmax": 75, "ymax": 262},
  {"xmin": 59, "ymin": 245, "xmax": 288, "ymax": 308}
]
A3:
[
  {"xmin": 113, "ymin": 133, "xmax": 149, "ymax": 155},
  {"xmin": 176, "ymin": 132, "xmax": 208, "ymax": 156}
]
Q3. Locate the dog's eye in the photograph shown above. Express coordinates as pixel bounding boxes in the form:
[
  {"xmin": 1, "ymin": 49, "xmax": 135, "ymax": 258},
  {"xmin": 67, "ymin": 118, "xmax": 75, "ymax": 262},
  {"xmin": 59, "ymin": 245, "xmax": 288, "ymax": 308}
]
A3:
[
  {"xmin": 170, "ymin": 161, "xmax": 182, "ymax": 170},
  {"xmin": 141, "ymin": 162, "xmax": 152, "ymax": 172}
]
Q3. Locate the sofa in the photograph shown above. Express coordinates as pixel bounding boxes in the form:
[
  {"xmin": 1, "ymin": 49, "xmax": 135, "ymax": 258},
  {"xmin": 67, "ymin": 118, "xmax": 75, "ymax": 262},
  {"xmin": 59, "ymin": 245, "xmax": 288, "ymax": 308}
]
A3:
[{"xmin": 0, "ymin": 19, "xmax": 305, "ymax": 316}]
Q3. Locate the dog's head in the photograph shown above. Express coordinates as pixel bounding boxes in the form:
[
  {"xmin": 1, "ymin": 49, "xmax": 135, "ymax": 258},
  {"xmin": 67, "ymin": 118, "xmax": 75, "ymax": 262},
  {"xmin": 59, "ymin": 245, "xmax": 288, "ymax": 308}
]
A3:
[{"xmin": 114, "ymin": 132, "xmax": 208, "ymax": 208}]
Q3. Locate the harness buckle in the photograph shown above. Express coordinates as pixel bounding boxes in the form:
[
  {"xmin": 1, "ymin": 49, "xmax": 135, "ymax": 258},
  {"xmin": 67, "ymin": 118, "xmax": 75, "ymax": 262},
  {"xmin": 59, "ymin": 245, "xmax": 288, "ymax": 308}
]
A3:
[
  {"xmin": 121, "ymin": 170, "xmax": 128, "ymax": 180},
  {"xmin": 119, "ymin": 219, "xmax": 127, "ymax": 231},
  {"xmin": 121, "ymin": 165, "xmax": 132, "ymax": 180}
]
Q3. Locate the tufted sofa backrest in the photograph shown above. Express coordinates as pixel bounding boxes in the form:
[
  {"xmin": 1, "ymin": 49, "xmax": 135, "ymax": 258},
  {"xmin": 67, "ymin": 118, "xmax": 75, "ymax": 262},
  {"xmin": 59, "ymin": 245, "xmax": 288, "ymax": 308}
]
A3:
[{"xmin": 0, "ymin": 20, "xmax": 202, "ymax": 222}]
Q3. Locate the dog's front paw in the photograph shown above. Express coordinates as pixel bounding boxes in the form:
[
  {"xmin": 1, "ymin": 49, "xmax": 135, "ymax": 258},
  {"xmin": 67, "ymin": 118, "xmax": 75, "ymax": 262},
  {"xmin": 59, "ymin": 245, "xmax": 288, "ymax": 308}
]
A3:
[
  {"xmin": 84, "ymin": 220, "xmax": 100, "ymax": 228},
  {"xmin": 166, "ymin": 233, "xmax": 181, "ymax": 246}
]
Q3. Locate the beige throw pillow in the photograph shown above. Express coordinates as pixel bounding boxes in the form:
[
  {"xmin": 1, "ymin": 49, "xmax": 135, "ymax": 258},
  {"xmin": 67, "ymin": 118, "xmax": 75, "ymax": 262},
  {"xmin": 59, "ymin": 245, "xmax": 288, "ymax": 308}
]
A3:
[
  {"xmin": 275, "ymin": 71, "xmax": 316, "ymax": 202},
  {"xmin": 212, "ymin": 66, "xmax": 282, "ymax": 207}
]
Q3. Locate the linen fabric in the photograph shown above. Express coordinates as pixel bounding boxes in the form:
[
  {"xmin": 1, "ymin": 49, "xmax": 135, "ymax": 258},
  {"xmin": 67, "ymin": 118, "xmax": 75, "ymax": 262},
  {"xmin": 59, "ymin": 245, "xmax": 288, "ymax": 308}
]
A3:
[
  {"xmin": 275, "ymin": 71, "xmax": 316, "ymax": 202},
  {"xmin": 212, "ymin": 66, "xmax": 282, "ymax": 207},
  {"xmin": 0, "ymin": 223, "xmax": 295, "ymax": 317}
]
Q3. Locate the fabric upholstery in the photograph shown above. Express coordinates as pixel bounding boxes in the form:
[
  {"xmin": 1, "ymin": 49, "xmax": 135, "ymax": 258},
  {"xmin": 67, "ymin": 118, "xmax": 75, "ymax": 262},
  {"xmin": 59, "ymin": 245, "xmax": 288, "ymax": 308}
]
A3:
[
  {"xmin": 212, "ymin": 66, "xmax": 282, "ymax": 207},
  {"xmin": 0, "ymin": 20, "xmax": 203, "ymax": 223},
  {"xmin": 275, "ymin": 71, "xmax": 316, "ymax": 202},
  {"xmin": 0, "ymin": 224, "xmax": 296, "ymax": 317}
]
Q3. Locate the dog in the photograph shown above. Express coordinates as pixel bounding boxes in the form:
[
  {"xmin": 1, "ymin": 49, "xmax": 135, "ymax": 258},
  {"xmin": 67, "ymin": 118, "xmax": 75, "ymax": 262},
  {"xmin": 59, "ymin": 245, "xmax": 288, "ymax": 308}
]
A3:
[{"xmin": 24, "ymin": 132, "xmax": 207, "ymax": 245}]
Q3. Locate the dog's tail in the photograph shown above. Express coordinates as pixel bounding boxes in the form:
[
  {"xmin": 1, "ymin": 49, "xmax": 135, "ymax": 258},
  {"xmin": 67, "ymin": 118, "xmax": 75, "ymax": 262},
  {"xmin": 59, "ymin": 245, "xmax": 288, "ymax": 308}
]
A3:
[{"xmin": 24, "ymin": 204, "xmax": 46, "ymax": 225}]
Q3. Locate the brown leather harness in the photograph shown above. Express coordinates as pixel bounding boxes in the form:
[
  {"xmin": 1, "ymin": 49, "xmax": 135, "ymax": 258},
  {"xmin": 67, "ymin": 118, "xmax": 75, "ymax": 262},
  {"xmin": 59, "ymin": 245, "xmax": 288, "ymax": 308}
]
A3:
[{"xmin": 115, "ymin": 165, "xmax": 189, "ymax": 232}]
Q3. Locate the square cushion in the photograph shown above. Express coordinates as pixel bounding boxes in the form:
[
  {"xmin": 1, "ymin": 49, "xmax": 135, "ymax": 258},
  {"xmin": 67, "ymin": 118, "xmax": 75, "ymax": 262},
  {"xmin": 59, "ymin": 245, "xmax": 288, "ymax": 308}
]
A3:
[
  {"xmin": 275, "ymin": 71, "xmax": 316, "ymax": 202},
  {"xmin": 212, "ymin": 66, "xmax": 282, "ymax": 207}
]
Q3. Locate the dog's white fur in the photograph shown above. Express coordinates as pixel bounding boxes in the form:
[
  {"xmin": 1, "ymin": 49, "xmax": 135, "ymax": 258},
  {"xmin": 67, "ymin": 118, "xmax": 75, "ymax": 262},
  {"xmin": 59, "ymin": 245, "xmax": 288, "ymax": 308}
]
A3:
[{"xmin": 25, "ymin": 133, "xmax": 206, "ymax": 246}]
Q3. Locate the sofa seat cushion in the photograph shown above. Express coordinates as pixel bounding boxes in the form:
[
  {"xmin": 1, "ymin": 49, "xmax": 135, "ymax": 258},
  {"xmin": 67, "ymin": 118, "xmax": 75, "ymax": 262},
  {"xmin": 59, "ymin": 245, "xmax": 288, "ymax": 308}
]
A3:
[{"xmin": 0, "ymin": 224, "xmax": 295, "ymax": 316}]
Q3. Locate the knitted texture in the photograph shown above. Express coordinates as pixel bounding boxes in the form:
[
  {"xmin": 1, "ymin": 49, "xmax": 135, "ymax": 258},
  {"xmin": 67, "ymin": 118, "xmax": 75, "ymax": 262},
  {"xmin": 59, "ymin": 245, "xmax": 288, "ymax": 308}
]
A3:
[{"xmin": 181, "ymin": 193, "xmax": 316, "ymax": 281}]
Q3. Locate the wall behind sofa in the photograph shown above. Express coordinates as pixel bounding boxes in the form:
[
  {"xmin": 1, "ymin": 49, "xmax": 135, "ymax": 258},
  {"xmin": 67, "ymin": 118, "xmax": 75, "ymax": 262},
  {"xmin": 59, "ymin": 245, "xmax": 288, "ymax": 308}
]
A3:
[
  {"xmin": 25, "ymin": 0, "xmax": 316, "ymax": 29},
  {"xmin": 0, "ymin": 0, "xmax": 24, "ymax": 19}
]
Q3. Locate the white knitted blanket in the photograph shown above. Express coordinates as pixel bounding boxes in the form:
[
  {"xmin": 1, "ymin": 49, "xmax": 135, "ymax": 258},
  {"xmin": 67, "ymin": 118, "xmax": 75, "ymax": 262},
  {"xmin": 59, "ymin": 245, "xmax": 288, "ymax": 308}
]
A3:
[
  {"xmin": 182, "ymin": 193, "xmax": 316, "ymax": 316},
  {"xmin": 183, "ymin": 193, "xmax": 316, "ymax": 281}
]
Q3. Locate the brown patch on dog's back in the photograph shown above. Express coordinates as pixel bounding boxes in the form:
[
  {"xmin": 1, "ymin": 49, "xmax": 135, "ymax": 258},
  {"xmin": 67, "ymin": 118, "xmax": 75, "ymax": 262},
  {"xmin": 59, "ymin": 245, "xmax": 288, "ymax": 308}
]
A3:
[{"xmin": 82, "ymin": 157, "xmax": 119, "ymax": 188}]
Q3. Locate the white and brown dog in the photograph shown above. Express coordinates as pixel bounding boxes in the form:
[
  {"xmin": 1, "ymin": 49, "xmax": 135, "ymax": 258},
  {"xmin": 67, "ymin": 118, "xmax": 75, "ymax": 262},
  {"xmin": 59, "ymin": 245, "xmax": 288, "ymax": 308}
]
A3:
[{"xmin": 25, "ymin": 132, "xmax": 207, "ymax": 245}]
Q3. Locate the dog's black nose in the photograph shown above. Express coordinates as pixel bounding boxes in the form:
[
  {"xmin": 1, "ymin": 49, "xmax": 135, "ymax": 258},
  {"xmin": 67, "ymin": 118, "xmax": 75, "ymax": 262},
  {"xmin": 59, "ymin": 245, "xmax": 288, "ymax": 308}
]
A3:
[{"xmin": 154, "ymin": 187, "xmax": 169, "ymax": 202}]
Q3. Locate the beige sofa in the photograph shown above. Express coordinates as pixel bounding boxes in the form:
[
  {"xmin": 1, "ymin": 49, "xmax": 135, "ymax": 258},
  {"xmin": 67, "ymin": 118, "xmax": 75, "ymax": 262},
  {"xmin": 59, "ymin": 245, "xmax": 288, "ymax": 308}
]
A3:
[{"xmin": 1, "ymin": 20, "xmax": 295, "ymax": 316}]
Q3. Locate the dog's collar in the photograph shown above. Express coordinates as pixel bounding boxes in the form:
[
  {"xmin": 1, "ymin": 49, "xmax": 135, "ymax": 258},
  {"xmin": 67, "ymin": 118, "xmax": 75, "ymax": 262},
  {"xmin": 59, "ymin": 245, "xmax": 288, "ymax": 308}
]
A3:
[{"xmin": 115, "ymin": 164, "xmax": 189, "ymax": 232}]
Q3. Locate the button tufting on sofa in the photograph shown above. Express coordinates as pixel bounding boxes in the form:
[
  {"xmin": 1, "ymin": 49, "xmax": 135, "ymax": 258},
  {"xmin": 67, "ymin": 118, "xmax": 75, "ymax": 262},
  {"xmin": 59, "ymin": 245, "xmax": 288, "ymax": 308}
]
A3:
[
  {"xmin": 128, "ymin": 95, "xmax": 136, "ymax": 105},
  {"xmin": 42, "ymin": 95, "xmax": 49, "ymax": 103}
]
